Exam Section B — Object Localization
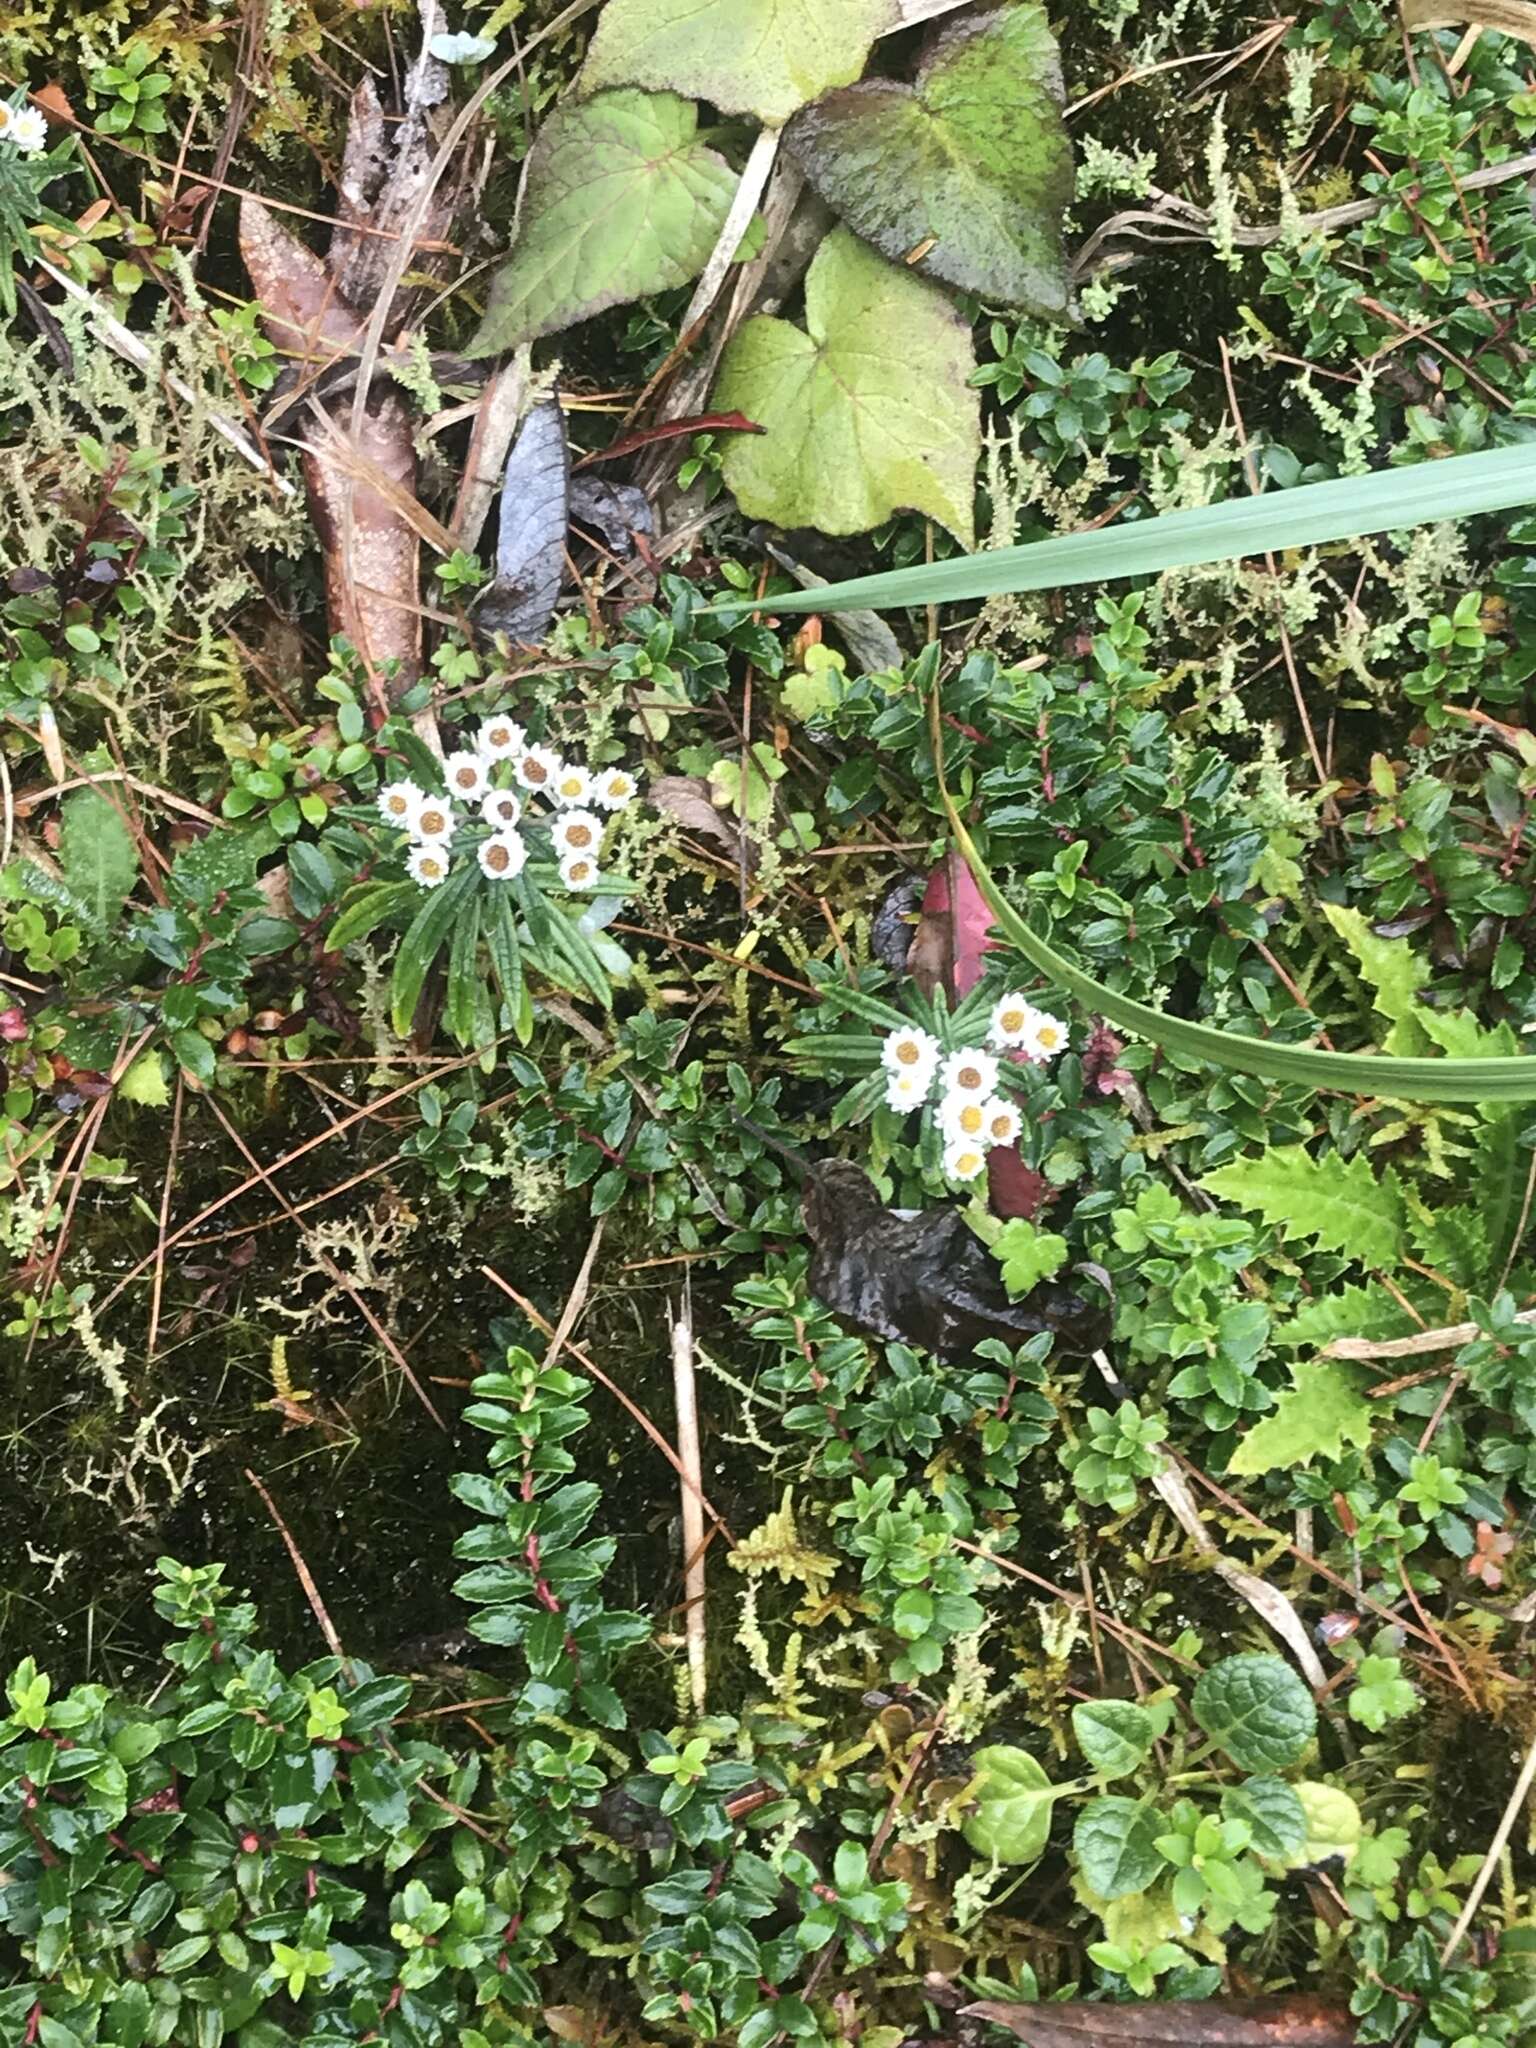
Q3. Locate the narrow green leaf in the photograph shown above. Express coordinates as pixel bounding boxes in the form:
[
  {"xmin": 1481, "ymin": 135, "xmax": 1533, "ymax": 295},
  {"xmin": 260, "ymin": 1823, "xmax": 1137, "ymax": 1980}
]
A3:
[
  {"xmin": 390, "ymin": 866, "xmax": 478, "ymax": 1037},
  {"xmin": 740, "ymin": 441, "xmax": 1536, "ymax": 615},
  {"xmin": 326, "ymin": 881, "xmax": 419, "ymax": 952},
  {"xmin": 445, "ymin": 891, "xmax": 484, "ymax": 1048},
  {"xmin": 59, "ymin": 786, "xmax": 139, "ymax": 931},
  {"xmin": 484, "ymin": 887, "xmax": 525, "ymax": 1031},
  {"xmin": 942, "ymin": 806, "xmax": 1536, "ymax": 1103}
]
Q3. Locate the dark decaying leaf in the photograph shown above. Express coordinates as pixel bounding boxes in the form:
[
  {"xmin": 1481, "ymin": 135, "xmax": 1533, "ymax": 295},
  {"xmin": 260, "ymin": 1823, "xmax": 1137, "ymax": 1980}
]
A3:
[
  {"xmin": 649, "ymin": 775, "xmax": 757, "ymax": 871},
  {"xmin": 475, "ymin": 399, "xmax": 570, "ymax": 645},
  {"xmin": 569, "ymin": 476, "xmax": 653, "ymax": 556},
  {"xmin": 961, "ymin": 1997, "xmax": 1356, "ymax": 2048},
  {"xmin": 803, "ymin": 1160, "xmax": 1108, "ymax": 1358},
  {"xmin": 783, "ymin": 3, "xmax": 1073, "ymax": 314}
]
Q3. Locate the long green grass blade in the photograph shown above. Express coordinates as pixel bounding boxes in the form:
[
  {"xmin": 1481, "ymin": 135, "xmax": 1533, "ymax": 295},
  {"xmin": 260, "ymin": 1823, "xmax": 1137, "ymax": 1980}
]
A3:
[
  {"xmin": 746, "ymin": 441, "xmax": 1536, "ymax": 615},
  {"xmin": 944, "ymin": 807, "xmax": 1536, "ymax": 1104}
]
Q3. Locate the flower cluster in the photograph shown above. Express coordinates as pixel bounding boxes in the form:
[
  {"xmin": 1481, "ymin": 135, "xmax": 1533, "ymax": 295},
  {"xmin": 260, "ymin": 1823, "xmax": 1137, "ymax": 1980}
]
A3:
[
  {"xmin": 879, "ymin": 992, "xmax": 1068, "ymax": 1185},
  {"xmin": 0, "ymin": 103, "xmax": 48, "ymax": 154},
  {"xmin": 379, "ymin": 718, "xmax": 638, "ymax": 893}
]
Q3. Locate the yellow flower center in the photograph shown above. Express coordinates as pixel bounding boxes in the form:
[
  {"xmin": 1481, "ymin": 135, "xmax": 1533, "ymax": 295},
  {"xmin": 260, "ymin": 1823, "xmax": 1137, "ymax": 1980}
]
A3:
[
  {"xmin": 895, "ymin": 1041, "xmax": 921, "ymax": 1066},
  {"xmin": 955, "ymin": 1151, "xmax": 982, "ymax": 1176},
  {"xmin": 1037, "ymin": 1026, "xmax": 1062, "ymax": 1050},
  {"xmin": 990, "ymin": 1113, "xmax": 1013, "ymax": 1140},
  {"xmin": 957, "ymin": 1103, "xmax": 983, "ymax": 1135},
  {"xmin": 999, "ymin": 1007, "xmax": 1026, "ymax": 1034}
]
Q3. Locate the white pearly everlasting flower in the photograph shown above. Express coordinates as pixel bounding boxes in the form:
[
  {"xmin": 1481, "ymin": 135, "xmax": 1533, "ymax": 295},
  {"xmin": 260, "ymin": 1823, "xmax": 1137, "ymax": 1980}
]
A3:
[
  {"xmin": 551, "ymin": 762, "xmax": 593, "ymax": 808},
  {"xmin": 988, "ymin": 992, "xmax": 1036, "ymax": 1050},
  {"xmin": 412, "ymin": 796, "xmax": 455, "ymax": 844},
  {"xmin": 593, "ymin": 767, "xmax": 638, "ymax": 811},
  {"xmin": 938, "ymin": 1047, "xmax": 998, "ymax": 1100},
  {"xmin": 559, "ymin": 852, "xmax": 600, "ymax": 891},
  {"xmin": 481, "ymin": 788, "xmax": 523, "ymax": 830},
  {"xmin": 514, "ymin": 743, "xmax": 561, "ymax": 795},
  {"xmin": 880, "ymin": 1025, "xmax": 940, "ymax": 1082},
  {"xmin": 377, "ymin": 780, "xmax": 423, "ymax": 829},
  {"xmin": 476, "ymin": 715, "xmax": 525, "ymax": 761},
  {"xmin": 1021, "ymin": 1008, "xmax": 1069, "ymax": 1062},
  {"xmin": 443, "ymin": 750, "xmax": 489, "ymax": 803},
  {"xmin": 552, "ymin": 809, "xmax": 603, "ymax": 858},
  {"xmin": 938, "ymin": 1093, "xmax": 989, "ymax": 1143},
  {"xmin": 981, "ymin": 1096, "xmax": 1021, "ymax": 1148},
  {"xmin": 942, "ymin": 1138, "xmax": 988, "ymax": 1184},
  {"xmin": 884, "ymin": 1067, "xmax": 930, "ymax": 1113},
  {"xmin": 408, "ymin": 843, "xmax": 451, "ymax": 889},
  {"xmin": 477, "ymin": 831, "xmax": 527, "ymax": 881},
  {"xmin": 10, "ymin": 106, "xmax": 47, "ymax": 154}
]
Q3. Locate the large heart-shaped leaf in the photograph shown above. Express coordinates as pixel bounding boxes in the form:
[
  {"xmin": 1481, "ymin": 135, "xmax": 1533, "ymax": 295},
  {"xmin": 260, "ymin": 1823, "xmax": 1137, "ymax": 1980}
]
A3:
[
  {"xmin": 714, "ymin": 227, "xmax": 979, "ymax": 541},
  {"xmin": 961, "ymin": 1744, "xmax": 1057, "ymax": 1863},
  {"xmin": 581, "ymin": 0, "xmax": 898, "ymax": 126},
  {"xmin": 469, "ymin": 90, "xmax": 736, "ymax": 354},
  {"xmin": 785, "ymin": 3, "xmax": 1072, "ymax": 313}
]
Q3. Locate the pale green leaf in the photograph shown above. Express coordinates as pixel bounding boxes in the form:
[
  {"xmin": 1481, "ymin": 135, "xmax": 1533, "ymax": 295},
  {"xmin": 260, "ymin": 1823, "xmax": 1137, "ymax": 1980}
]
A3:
[
  {"xmin": 1222, "ymin": 1777, "xmax": 1307, "ymax": 1862},
  {"xmin": 469, "ymin": 91, "xmax": 736, "ymax": 354},
  {"xmin": 1191, "ymin": 1654, "xmax": 1316, "ymax": 1771},
  {"xmin": 1228, "ymin": 1362, "xmax": 1375, "ymax": 1477},
  {"xmin": 1284, "ymin": 1782, "xmax": 1362, "ymax": 1870},
  {"xmin": 784, "ymin": 4, "xmax": 1071, "ymax": 312},
  {"xmin": 994, "ymin": 1218, "xmax": 1070, "ymax": 1298},
  {"xmin": 117, "ymin": 1050, "xmax": 170, "ymax": 1108},
  {"xmin": 1416, "ymin": 1006, "xmax": 1520, "ymax": 1060},
  {"xmin": 1200, "ymin": 1147, "xmax": 1406, "ymax": 1266},
  {"xmin": 59, "ymin": 786, "xmax": 138, "ymax": 931},
  {"xmin": 714, "ymin": 228, "xmax": 979, "ymax": 542},
  {"xmin": 961, "ymin": 1744, "xmax": 1056, "ymax": 1864},
  {"xmin": 581, "ymin": 0, "xmax": 897, "ymax": 126}
]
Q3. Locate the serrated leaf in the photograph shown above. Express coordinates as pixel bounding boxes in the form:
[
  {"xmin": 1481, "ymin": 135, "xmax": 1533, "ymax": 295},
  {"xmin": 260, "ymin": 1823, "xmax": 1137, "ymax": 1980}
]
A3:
[
  {"xmin": 784, "ymin": 4, "xmax": 1070, "ymax": 313},
  {"xmin": 1200, "ymin": 1147, "xmax": 1405, "ymax": 1267},
  {"xmin": 1191, "ymin": 1654, "xmax": 1316, "ymax": 1772},
  {"xmin": 1320, "ymin": 903, "xmax": 1430, "ymax": 1051},
  {"xmin": 1473, "ymin": 1112, "xmax": 1522, "ymax": 1278},
  {"xmin": 961, "ymin": 1745, "xmax": 1056, "ymax": 1864},
  {"xmin": 1285, "ymin": 1781, "xmax": 1362, "ymax": 1870},
  {"xmin": 469, "ymin": 91, "xmax": 736, "ymax": 354},
  {"xmin": 1227, "ymin": 1360, "xmax": 1374, "ymax": 1477},
  {"xmin": 995, "ymin": 1218, "xmax": 1070, "ymax": 1297},
  {"xmin": 1071, "ymin": 1796, "xmax": 1164, "ymax": 1900},
  {"xmin": 581, "ymin": 0, "xmax": 897, "ymax": 125},
  {"xmin": 1278, "ymin": 1283, "xmax": 1422, "ymax": 1351},
  {"xmin": 715, "ymin": 227, "xmax": 977, "ymax": 543},
  {"xmin": 59, "ymin": 786, "xmax": 138, "ymax": 931},
  {"xmin": 1071, "ymin": 1700, "xmax": 1154, "ymax": 1778}
]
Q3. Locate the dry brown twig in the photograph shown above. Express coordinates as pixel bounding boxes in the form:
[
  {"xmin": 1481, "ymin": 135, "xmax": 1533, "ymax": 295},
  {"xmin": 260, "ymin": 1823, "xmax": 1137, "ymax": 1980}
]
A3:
[{"xmin": 671, "ymin": 1291, "xmax": 709, "ymax": 1716}]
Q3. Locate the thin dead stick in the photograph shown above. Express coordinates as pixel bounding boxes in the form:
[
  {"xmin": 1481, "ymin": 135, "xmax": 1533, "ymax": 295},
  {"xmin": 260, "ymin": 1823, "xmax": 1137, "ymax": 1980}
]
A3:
[
  {"xmin": 203, "ymin": 1093, "xmax": 448, "ymax": 1431},
  {"xmin": 245, "ymin": 1467, "xmax": 356, "ymax": 1678},
  {"xmin": 146, "ymin": 1074, "xmax": 185, "ymax": 1362},
  {"xmin": 34, "ymin": 259, "xmax": 294, "ymax": 496},
  {"xmin": 542, "ymin": 1218, "xmax": 607, "ymax": 1369},
  {"xmin": 680, "ymin": 127, "xmax": 780, "ymax": 336},
  {"xmin": 954, "ymin": 1538, "xmax": 1199, "ymax": 1672},
  {"xmin": 1439, "ymin": 1722, "xmax": 1536, "ymax": 1963},
  {"xmin": 481, "ymin": 1264, "xmax": 736, "ymax": 1544},
  {"xmin": 1497, "ymin": 1150, "xmax": 1536, "ymax": 1295},
  {"xmin": 1091, "ymin": 1352, "xmax": 1327, "ymax": 1688},
  {"xmin": 672, "ymin": 1289, "xmax": 708, "ymax": 1716},
  {"xmin": 1327, "ymin": 1304, "xmax": 1536, "ymax": 1361}
]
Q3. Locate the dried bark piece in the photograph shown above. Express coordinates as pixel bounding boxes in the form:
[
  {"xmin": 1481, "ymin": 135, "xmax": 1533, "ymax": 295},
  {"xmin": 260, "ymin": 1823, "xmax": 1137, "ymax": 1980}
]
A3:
[
  {"xmin": 475, "ymin": 399, "xmax": 570, "ymax": 645},
  {"xmin": 962, "ymin": 1997, "xmax": 1356, "ymax": 2047}
]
